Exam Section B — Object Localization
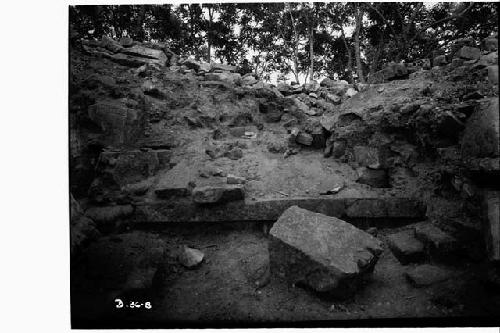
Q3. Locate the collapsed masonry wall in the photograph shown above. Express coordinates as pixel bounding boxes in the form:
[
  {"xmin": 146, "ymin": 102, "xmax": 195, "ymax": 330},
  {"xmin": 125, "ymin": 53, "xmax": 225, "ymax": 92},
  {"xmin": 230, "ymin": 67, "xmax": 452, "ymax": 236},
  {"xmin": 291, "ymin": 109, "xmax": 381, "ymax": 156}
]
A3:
[{"xmin": 69, "ymin": 34, "xmax": 498, "ymax": 261}]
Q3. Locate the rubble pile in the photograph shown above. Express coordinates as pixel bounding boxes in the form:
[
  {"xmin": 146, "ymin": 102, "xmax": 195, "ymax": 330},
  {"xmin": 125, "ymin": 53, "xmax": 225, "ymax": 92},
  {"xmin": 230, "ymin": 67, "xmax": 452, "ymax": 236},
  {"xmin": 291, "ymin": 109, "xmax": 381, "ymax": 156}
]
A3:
[{"xmin": 69, "ymin": 33, "xmax": 498, "ymax": 302}]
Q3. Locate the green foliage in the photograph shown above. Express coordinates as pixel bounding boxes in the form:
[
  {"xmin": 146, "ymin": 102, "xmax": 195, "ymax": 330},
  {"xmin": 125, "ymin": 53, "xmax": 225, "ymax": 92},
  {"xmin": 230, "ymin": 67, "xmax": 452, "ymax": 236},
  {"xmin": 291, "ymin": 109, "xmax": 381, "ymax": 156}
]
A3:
[{"xmin": 70, "ymin": 3, "xmax": 498, "ymax": 83}]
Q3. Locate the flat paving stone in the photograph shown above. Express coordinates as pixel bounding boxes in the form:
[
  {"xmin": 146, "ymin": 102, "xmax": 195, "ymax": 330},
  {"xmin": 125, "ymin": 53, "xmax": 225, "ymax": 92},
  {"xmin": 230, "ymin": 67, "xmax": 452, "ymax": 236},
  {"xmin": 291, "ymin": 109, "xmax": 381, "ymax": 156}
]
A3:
[
  {"xmin": 404, "ymin": 264, "xmax": 454, "ymax": 287},
  {"xmin": 386, "ymin": 230, "xmax": 426, "ymax": 265}
]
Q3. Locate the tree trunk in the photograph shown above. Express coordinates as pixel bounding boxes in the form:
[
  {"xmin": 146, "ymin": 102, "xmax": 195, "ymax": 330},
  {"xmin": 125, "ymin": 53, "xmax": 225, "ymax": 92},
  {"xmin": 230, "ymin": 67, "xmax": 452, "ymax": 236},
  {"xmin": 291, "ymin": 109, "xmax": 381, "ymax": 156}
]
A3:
[
  {"xmin": 289, "ymin": 9, "xmax": 300, "ymax": 85},
  {"xmin": 309, "ymin": 24, "xmax": 314, "ymax": 82},
  {"xmin": 207, "ymin": 6, "xmax": 213, "ymax": 63},
  {"xmin": 92, "ymin": 5, "xmax": 104, "ymax": 37},
  {"xmin": 135, "ymin": 5, "xmax": 146, "ymax": 41},
  {"xmin": 340, "ymin": 28, "xmax": 353, "ymax": 83},
  {"xmin": 369, "ymin": 41, "xmax": 383, "ymax": 79},
  {"xmin": 354, "ymin": 4, "xmax": 365, "ymax": 83}
]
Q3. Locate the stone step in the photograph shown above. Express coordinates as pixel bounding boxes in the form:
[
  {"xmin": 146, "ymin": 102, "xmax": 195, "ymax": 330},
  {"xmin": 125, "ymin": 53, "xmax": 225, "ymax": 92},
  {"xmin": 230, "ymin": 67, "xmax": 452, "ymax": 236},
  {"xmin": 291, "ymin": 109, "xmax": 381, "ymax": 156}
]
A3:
[
  {"xmin": 412, "ymin": 222, "xmax": 460, "ymax": 259},
  {"xmin": 131, "ymin": 197, "xmax": 426, "ymax": 228},
  {"xmin": 386, "ymin": 229, "xmax": 426, "ymax": 265}
]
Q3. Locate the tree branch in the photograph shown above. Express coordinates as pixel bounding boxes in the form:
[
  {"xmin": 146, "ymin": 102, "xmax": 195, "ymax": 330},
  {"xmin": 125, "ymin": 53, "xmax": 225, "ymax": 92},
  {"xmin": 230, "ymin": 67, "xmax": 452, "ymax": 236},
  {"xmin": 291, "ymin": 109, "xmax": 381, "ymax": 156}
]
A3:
[{"xmin": 367, "ymin": 3, "xmax": 398, "ymax": 39}]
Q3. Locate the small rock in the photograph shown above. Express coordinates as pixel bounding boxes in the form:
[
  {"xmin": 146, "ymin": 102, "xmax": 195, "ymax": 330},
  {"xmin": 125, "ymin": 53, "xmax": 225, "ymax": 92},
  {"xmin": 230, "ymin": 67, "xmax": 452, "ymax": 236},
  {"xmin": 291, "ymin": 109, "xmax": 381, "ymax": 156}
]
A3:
[
  {"xmin": 192, "ymin": 185, "xmax": 245, "ymax": 204},
  {"xmin": 184, "ymin": 115, "xmax": 203, "ymax": 128},
  {"xmin": 227, "ymin": 174, "xmax": 246, "ymax": 184},
  {"xmin": 267, "ymin": 141, "xmax": 287, "ymax": 154},
  {"xmin": 346, "ymin": 88, "xmax": 358, "ymax": 98},
  {"xmin": 244, "ymin": 131, "xmax": 257, "ymax": 139},
  {"xmin": 283, "ymin": 148, "xmax": 299, "ymax": 158},
  {"xmin": 353, "ymin": 146, "xmax": 383, "ymax": 169},
  {"xmin": 463, "ymin": 91, "xmax": 483, "ymax": 101},
  {"xmin": 332, "ymin": 140, "xmax": 347, "ymax": 158},
  {"xmin": 483, "ymin": 36, "xmax": 498, "ymax": 52},
  {"xmin": 210, "ymin": 63, "xmax": 237, "ymax": 72},
  {"xmin": 326, "ymin": 93, "xmax": 341, "ymax": 104},
  {"xmin": 119, "ymin": 36, "xmax": 134, "ymax": 47},
  {"xmin": 122, "ymin": 179, "xmax": 151, "ymax": 196},
  {"xmin": 319, "ymin": 184, "xmax": 345, "ymax": 195},
  {"xmin": 377, "ymin": 87, "xmax": 385, "ymax": 93},
  {"xmin": 212, "ymin": 128, "xmax": 227, "ymax": 140},
  {"xmin": 366, "ymin": 227, "xmax": 378, "ymax": 237},
  {"xmin": 295, "ymin": 132, "xmax": 313, "ymax": 146},
  {"xmin": 224, "ymin": 147, "xmax": 243, "ymax": 160},
  {"xmin": 178, "ymin": 246, "xmax": 204, "ymax": 268},
  {"xmin": 433, "ymin": 55, "xmax": 448, "ymax": 66},
  {"xmin": 309, "ymin": 93, "xmax": 318, "ymax": 98},
  {"xmin": 451, "ymin": 58, "xmax": 464, "ymax": 68}
]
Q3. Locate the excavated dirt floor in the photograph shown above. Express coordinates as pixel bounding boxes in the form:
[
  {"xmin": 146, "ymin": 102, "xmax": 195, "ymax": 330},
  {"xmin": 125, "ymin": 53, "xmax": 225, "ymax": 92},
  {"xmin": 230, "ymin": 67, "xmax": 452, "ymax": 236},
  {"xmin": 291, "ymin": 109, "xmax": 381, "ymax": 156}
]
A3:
[{"xmin": 71, "ymin": 223, "xmax": 500, "ymax": 328}]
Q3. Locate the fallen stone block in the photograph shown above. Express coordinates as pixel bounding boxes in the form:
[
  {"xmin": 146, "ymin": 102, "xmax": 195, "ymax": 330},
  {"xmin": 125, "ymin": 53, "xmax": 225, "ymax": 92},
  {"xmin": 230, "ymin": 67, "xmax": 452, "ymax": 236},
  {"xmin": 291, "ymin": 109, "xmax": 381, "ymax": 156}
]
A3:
[
  {"xmin": 483, "ymin": 36, "xmax": 498, "ymax": 52},
  {"xmin": 192, "ymin": 185, "xmax": 245, "ymax": 204},
  {"xmin": 357, "ymin": 167, "xmax": 390, "ymax": 188},
  {"xmin": 386, "ymin": 230, "xmax": 426, "ymax": 265},
  {"xmin": 205, "ymin": 72, "xmax": 241, "ymax": 84},
  {"xmin": 155, "ymin": 185, "xmax": 191, "ymax": 199},
  {"xmin": 353, "ymin": 146, "xmax": 384, "ymax": 169},
  {"xmin": 210, "ymin": 63, "xmax": 237, "ymax": 72},
  {"xmin": 119, "ymin": 36, "xmax": 134, "ymax": 47},
  {"xmin": 413, "ymin": 222, "xmax": 459, "ymax": 257},
  {"xmin": 120, "ymin": 45, "xmax": 168, "ymax": 66},
  {"xmin": 483, "ymin": 191, "xmax": 500, "ymax": 262},
  {"xmin": 99, "ymin": 150, "xmax": 161, "ymax": 186},
  {"xmin": 101, "ymin": 35, "xmax": 123, "ymax": 53},
  {"xmin": 461, "ymin": 98, "xmax": 499, "ymax": 158},
  {"xmin": 227, "ymin": 174, "xmax": 246, "ymax": 184},
  {"xmin": 269, "ymin": 206, "xmax": 383, "ymax": 298},
  {"xmin": 345, "ymin": 198, "xmax": 427, "ymax": 219},
  {"xmin": 85, "ymin": 205, "xmax": 134, "ymax": 224},
  {"xmin": 433, "ymin": 55, "xmax": 448, "ymax": 66},
  {"xmin": 70, "ymin": 215, "xmax": 100, "ymax": 257},
  {"xmin": 456, "ymin": 46, "xmax": 481, "ymax": 60},
  {"xmin": 295, "ymin": 132, "xmax": 313, "ymax": 146},
  {"xmin": 87, "ymin": 100, "xmax": 139, "ymax": 147},
  {"xmin": 404, "ymin": 264, "xmax": 453, "ymax": 287},
  {"xmin": 488, "ymin": 65, "xmax": 498, "ymax": 85}
]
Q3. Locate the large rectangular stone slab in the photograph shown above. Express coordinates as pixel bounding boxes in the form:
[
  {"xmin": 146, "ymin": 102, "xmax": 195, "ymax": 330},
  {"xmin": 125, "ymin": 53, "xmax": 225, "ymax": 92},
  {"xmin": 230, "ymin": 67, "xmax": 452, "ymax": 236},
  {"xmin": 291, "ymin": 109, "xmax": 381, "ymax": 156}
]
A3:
[
  {"xmin": 132, "ymin": 197, "xmax": 426, "ymax": 226},
  {"xmin": 269, "ymin": 206, "xmax": 383, "ymax": 298}
]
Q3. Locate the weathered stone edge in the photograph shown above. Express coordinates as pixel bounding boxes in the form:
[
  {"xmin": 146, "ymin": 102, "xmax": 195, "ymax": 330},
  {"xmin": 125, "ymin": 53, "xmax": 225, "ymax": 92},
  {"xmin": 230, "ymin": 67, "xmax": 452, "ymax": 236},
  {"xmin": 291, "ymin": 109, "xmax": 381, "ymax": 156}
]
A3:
[{"xmin": 131, "ymin": 197, "xmax": 426, "ymax": 224}]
